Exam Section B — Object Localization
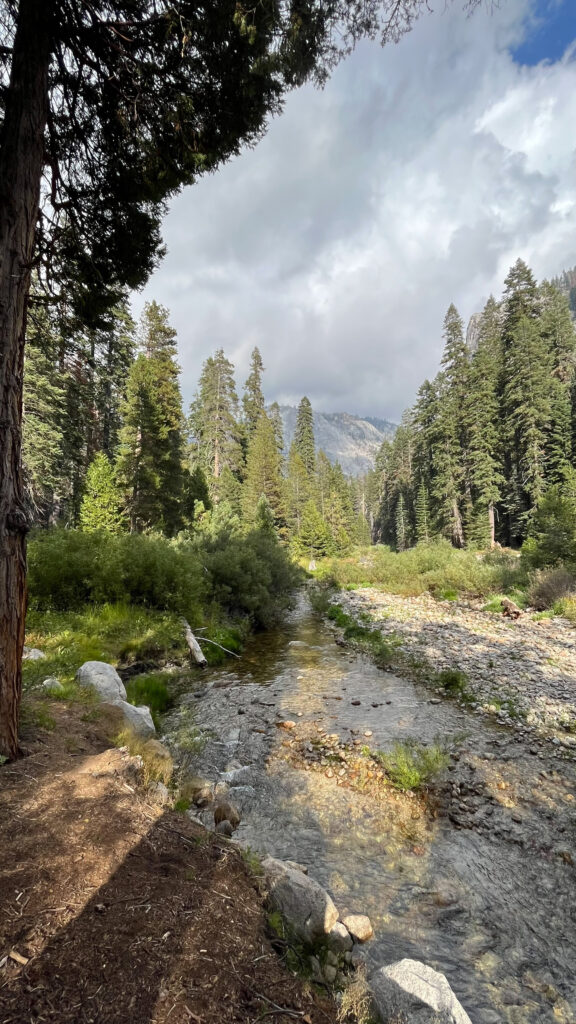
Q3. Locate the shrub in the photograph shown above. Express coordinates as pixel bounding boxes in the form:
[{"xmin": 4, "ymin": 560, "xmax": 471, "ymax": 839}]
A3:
[
  {"xmin": 374, "ymin": 740, "xmax": 450, "ymax": 791},
  {"xmin": 319, "ymin": 541, "xmax": 519, "ymax": 599},
  {"xmin": 528, "ymin": 568, "xmax": 576, "ymax": 611},
  {"xmin": 28, "ymin": 529, "xmax": 206, "ymax": 620},
  {"xmin": 437, "ymin": 668, "xmax": 469, "ymax": 697}
]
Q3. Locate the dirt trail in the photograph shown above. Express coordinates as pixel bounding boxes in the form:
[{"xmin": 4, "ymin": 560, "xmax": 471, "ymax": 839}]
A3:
[{"xmin": 0, "ymin": 704, "xmax": 335, "ymax": 1024}]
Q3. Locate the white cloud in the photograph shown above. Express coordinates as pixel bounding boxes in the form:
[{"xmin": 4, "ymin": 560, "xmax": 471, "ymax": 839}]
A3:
[{"xmin": 134, "ymin": 0, "xmax": 576, "ymax": 421}]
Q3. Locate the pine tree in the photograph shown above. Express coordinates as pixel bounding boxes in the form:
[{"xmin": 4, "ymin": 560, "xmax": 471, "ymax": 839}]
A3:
[
  {"xmin": 79, "ymin": 453, "xmax": 127, "ymax": 534},
  {"xmin": 242, "ymin": 347, "xmax": 266, "ymax": 439},
  {"xmin": 414, "ymin": 483, "xmax": 430, "ymax": 543},
  {"xmin": 268, "ymin": 402, "xmax": 285, "ymax": 455},
  {"xmin": 293, "ymin": 396, "xmax": 315, "ymax": 475},
  {"xmin": 22, "ymin": 306, "xmax": 65, "ymax": 523},
  {"xmin": 296, "ymin": 500, "xmax": 333, "ymax": 559},
  {"xmin": 116, "ymin": 303, "xmax": 187, "ymax": 536},
  {"xmin": 502, "ymin": 259, "xmax": 540, "ymax": 343},
  {"xmin": 286, "ymin": 445, "xmax": 311, "ymax": 535},
  {"xmin": 539, "ymin": 281, "xmax": 576, "ymax": 483},
  {"xmin": 189, "ymin": 350, "xmax": 243, "ymax": 486},
  {"xmin": 242, "ymin": 412, "xmax": 287, "ymax": 532},
  {"xmin": 502, "ymin": 314, "xmax": 553, "ymax": 538},
  {"xmin": 395, "ymin": 494, "xmax": 408, "ymax": 551},
  {"xmin": 466, "ymin": 296, "xmax": 505, "ymax": 547}
]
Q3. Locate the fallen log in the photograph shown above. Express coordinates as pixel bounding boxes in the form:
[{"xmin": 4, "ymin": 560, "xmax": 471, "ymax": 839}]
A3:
[{"xmin": 182, "ymin": 619, "xmax": 208, "ymax": 667}]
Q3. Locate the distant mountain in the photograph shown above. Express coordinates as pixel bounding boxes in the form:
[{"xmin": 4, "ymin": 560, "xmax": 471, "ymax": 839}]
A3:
[{"xmin": 278, "ymin": 406, "xmax": 396, "ymax": 476}]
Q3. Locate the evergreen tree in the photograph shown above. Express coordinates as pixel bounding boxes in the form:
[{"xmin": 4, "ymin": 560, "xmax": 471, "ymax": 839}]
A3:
[
  {"xmin": 502, "ymin": 259, "xmax": 540, "ymax": 343},
  {"xmin": 414, "ymin": 483, "xmax": 430, "ymax": 543},
  {"xmin": 395, "ymin": 494, "xmax": 408, "ymax": 551},
  {"xmin": 502, "ymin": 314, "xmax": 553, "ymax": 539},
  {"xmin": 242, "ymin": 412, "xmax": 286, "ymax": 532},
  {"xmin": 242, "ymin": 347, "xmax": 266, "ymax": 439},
  {"xmin": 296, "ymin": 500, "xmax": 333, "ymax": 559},
  {"xmin": 539, "ymin": 281, "xmax": 576, "ymax": 483},
  {"xmin": 116, "ymin": 303, "xmax": 187, "ymax": 536},
  {"xmin": 79, "ymin": 453, "xmax": 127, "ymax": 534},
  {"xmin": 189, "ymin": 350, "xmax": 243, "ymax": 486},
  {"xmin": 22, "ymin": 307, "xmax": 65, "ymax": 523},
  {"xmin": 293, "ymin": 396, "xmax": 315, "ymax": 475},
  {"xmin": 286, "ymin": 445, "xmax": 311, "ymax": 534},
  {"xmin": 268, "ymin": 402, "xmax": 285, "ymax": 455},
  {"xmin": 466, "ymin": 296, "xmax": 504, "ymax": 547}
]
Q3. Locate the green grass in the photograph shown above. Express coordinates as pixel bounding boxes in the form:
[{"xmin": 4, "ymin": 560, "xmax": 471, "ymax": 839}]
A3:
[
  {"xmin": 373, "ymin": 740, "xmax": 450, "ymax": 792},
  {"xmin": 23, "ymin": 603, "xmax": 187, "ymax": 693},
  {"xmin": 436, "ymin": 668, "xmax": 470, "ymax": 697},
  {"xmin": 315, "ymin": 540, "xmax": 522, "ymax": 600},
  {"xmin": 482, "ymin": 590, "xmax": 528, "ymax": 613},
  {"xmin": 325, "ymin": 604, "xmax": 400, "ymax": 667},
  {"xmin": 125, "ymin": 671, "xmax": 175, "ymax": 726}
]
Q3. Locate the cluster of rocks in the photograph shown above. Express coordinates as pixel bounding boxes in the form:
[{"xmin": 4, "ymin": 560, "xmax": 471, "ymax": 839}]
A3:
[
  {"xmin": 338, "ymin": 589, "xmax": 576, "ymax": 748},
  {"xmin": 261, "ymin": 854, "xmax": 471, "ymax": 1023}
]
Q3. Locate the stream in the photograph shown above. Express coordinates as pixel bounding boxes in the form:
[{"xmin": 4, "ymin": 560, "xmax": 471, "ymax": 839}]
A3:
[{"xmin": 164, "ymin": 595, "xmax": 576, "ymax": 1024}]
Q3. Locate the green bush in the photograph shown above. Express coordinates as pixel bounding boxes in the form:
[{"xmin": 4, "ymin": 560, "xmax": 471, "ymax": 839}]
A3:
[
  {"xmin": 374, "ymin": 740, "xmax": 450, "ymax": 791},
  {"xmin": 528, "ymin": 567, "xmax": 576, "ymax": 611},
  {"xmin": 437, "ymin": 668, "xmax": 469, "ymax": 697},
  {"xmin": 318, "ymin": 541, "xmax": 519, "ymax": 599},
  {"xmin": 28, "ymin": 526, "xmax": 302, "ymax": 630},
  {"xmin": 28, "ymin": 529, "xmax": 206, "ymax": 620}
]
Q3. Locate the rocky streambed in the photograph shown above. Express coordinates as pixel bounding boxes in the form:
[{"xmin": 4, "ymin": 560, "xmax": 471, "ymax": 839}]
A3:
[{"xmin": 162, "ymin": 593, "xmax": 576, "ymax": 1024}]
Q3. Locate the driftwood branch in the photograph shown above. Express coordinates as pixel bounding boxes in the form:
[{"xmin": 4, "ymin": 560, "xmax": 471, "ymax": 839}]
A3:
[
  {"xmin": 197, "ymin": 636, "xmax": 241, "ymax": 659},
  {"xmin": 181, "ymin": 619, "xmax": 208, "ymax": 667}
]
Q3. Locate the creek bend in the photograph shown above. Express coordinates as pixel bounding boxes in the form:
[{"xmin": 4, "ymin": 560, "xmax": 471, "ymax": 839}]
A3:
[{"xmin": 164, "ymin": 596, "xmax": 576, "ymax": 1024}]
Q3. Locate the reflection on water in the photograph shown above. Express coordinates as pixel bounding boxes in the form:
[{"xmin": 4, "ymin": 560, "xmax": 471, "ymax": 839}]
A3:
[{"xmin": 172, "ymin": 596, "xmax": 576, "ymax": 1024}]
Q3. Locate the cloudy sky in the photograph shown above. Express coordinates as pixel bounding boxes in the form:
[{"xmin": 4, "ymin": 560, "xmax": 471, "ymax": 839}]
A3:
[{"xmin": 134, "ymin": 0, "xmax": 576, "ymax": 422}]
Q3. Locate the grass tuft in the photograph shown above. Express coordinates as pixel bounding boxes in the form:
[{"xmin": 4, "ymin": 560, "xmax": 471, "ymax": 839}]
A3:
[{"xmin": 373, "ymin": 739, "xmax": 450, "ymax": 792}]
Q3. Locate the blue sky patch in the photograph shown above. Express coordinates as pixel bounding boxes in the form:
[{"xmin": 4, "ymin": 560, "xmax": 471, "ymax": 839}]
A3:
[{"xmin": 512, "ymin": 0, "xmax": 576, "ymax": 65}]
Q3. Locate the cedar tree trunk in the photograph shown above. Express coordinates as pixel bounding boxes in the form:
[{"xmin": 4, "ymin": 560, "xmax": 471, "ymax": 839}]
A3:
[{"xmin": 0, "ymin": 0, "xmax": 51, "ymax": 759}]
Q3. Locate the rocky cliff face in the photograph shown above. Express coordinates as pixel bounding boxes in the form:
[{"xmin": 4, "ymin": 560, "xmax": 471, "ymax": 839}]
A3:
[{"xmin": 278, "ymin": 406, "xmax": 396, "ymax": 476}]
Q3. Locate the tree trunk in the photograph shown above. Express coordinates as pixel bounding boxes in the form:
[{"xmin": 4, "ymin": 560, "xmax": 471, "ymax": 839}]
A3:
[{"xmin": 0, "ymin": 0, "xmax": 51, "ymax": 759}]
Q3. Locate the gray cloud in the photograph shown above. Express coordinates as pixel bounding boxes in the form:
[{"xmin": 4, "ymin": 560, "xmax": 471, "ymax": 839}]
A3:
[{"xmin": 133, "ymin": 0, "xmax": 576, "ymax": 421}]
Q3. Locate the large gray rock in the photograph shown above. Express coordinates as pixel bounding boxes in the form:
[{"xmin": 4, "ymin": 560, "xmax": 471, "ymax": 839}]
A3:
[
  {"xmin": 370, "ymin": 959, "xmax": 472, "ymax": 1024},
  {"xmin": 76, "ymin": 661, "xmax": 127, "ymax": 703},
  {"xmin": 261, "ymin": 856, "xmax": 339, "ymax": 944},
  {"xmin": 115, "ymin": 700, "xmax": 155, "ymax": 738},
  {"xmin": 23, "ymin": 647, "xmax": 46, "ymax": 661},
  {"xmin": 42, "ymin": 677, "xmax": 64, "ymax": 693}
]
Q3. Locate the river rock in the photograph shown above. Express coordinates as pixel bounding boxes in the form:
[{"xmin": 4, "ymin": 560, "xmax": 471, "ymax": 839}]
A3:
[
  {"xmin": 76, "ymin": 661, "xmax": 127, "ymax": 703},
  {"xmin": 342, "ymin": 913, "xmax": 374, "ymax": 942},
  {"xmin": 114, "ymin": 700, "xmax": 156, "ymax": 738},
  {"xmin": 262, "ymin": 856, "xmax": 339, "ymax": 943},
  {"xmin": 42, "ymin": 677, "xmax": 64, "ymax": 693},
  {"xmin": 23, "ymin": 647, "xmax": 46, "ymax": 661},
  {"xmin": 215, "ymin": 820, "xmax": 234, "ymax": 837},
  {"xmin": 327, "ymin": 921, "xmax": 353, "ymax": 953},
  {"xmin": 369, "ymin": 958, "xmax": 472, "ymax": 1024},
  {"xmin": 214, "ymin": 799, "xmax": 241, "ymax": 829}
]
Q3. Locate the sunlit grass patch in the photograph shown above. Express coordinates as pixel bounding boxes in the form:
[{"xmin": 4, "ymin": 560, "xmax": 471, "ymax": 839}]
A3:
[
  {"xmin": 373, "ymin": 740, "xmax": 450, "ymax": 792},
  {"xmin": 482, "ymin": 591, "xmax": 528, "ymax": 613},
  {"xmin": 114, "ymin": 729, "xmax": 174, "ymax": 786},
  {"xmin": 23, "ymin": 603, "xmax": 187, "ymax": 692}
]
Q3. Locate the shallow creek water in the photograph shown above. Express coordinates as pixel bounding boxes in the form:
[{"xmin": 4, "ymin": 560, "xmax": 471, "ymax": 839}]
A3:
[{"xmin": 166, "ymin": 597, "xmax": 576, "ymax": 1024}]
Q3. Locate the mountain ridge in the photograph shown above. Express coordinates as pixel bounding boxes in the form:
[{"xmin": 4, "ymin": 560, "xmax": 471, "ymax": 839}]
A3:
[{"xmin": 277, "ymin": 405, "xmax": 396, "ymax": 476}]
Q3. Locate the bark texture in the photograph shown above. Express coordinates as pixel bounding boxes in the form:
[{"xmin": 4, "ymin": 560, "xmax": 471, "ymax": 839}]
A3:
[{"xmin": 0, "ymin": 0, "xmax": 51, "ymax": 759}]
